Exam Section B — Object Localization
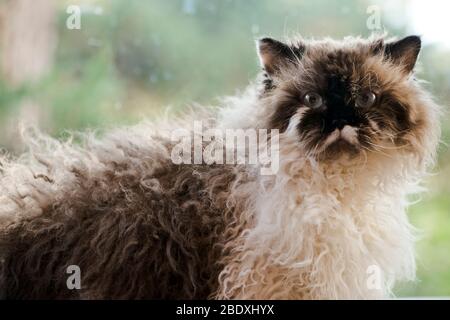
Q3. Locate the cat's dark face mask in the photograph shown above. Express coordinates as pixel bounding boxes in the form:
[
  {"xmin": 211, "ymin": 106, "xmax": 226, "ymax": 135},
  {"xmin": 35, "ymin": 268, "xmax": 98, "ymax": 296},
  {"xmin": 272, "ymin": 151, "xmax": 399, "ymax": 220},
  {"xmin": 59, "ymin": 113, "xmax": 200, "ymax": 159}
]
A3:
[{"xmin": 258, "ymin": 36, "xmax": 424, "ymax": 160}]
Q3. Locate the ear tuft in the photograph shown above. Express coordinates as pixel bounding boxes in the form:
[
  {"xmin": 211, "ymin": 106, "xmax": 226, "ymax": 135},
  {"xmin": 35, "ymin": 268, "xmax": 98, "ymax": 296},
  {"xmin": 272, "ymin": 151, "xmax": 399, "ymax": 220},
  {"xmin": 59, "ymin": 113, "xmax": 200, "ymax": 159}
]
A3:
[
  {"xmin": 257, "ymin": 37, "xmax": 301, "ymax": 75},
  {"xmin": 384, "ymin": 35, "xmax": 421, "ymax": 73}
]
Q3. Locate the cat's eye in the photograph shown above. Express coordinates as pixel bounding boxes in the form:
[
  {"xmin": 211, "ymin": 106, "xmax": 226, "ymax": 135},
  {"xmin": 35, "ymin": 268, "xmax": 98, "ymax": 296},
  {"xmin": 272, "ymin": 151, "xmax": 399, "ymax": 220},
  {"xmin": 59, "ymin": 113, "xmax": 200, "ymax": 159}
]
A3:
[
  {"xmin": 303, "ymin": 92, "xmax": 323, "ymax": 109},
  {"xmin": 355, "ymin": 91, "xmax": 376, "ymax": 108}
]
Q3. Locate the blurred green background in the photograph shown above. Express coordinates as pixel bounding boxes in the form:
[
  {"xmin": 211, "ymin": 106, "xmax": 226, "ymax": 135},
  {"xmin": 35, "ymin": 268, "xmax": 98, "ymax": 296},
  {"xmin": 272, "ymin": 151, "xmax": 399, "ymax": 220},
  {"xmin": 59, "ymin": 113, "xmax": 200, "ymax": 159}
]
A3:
[{"xmin": 0, "ymin": 0, "xmax": 448, "ymax": 297}]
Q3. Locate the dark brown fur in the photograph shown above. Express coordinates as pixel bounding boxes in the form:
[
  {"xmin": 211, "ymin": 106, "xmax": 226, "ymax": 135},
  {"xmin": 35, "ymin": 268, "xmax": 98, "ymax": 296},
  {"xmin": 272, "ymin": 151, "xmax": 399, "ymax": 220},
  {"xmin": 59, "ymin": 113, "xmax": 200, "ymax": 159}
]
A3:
[{"xmin": 0, "ymin": 159, "xmax": 240, "ymax": 299}]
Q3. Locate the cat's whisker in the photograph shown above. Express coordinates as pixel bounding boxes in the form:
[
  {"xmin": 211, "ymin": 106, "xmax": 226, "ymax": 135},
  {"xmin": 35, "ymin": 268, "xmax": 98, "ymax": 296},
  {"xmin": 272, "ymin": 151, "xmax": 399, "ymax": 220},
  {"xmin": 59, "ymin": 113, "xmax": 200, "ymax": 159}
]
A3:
[
  {"xmin": 365, "ymin": 140, "xmax": 407, "ymax": 150},
  {"xmin": 361, "ymin": 143, "xmax": 395, "ymax": 158}
]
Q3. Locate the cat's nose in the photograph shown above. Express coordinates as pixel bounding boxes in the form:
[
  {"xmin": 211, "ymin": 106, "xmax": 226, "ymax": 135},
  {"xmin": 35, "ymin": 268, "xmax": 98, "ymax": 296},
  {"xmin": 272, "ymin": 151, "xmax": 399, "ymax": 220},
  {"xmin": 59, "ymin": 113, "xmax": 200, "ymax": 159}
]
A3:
[{"xmin": 332, "ymin": 119, "xmax": 348, "ymax": 129}]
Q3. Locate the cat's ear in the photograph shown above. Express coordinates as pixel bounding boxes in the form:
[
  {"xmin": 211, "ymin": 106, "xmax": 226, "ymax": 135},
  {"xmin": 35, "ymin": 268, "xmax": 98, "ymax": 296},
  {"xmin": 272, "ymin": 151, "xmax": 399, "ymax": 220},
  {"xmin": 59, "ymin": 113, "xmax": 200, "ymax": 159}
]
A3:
[
  {"xmin": 383, "ymin": 36, "xmax": 421, "ymax": 73},
  {"xmin": 257, "ymin": 38, "xmax": 302, "ymax": 75}
]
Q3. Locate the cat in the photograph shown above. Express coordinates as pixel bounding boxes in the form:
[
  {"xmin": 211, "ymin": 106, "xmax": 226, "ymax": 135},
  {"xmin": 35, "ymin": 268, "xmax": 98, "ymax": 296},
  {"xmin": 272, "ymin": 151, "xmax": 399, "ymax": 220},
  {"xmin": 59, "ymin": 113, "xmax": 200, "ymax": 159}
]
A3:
[{"xmin": 0, "ymin": 35, "xmax": 440, "ymax": 299}]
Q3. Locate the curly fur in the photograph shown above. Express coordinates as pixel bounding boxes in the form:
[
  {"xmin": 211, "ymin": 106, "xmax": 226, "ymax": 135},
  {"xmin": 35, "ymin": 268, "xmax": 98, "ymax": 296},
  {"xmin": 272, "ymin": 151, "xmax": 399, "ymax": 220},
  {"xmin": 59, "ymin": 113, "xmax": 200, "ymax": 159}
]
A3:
[{"xmin": 0, "ymin": 35, "xmax": 441, "ymax": 299}]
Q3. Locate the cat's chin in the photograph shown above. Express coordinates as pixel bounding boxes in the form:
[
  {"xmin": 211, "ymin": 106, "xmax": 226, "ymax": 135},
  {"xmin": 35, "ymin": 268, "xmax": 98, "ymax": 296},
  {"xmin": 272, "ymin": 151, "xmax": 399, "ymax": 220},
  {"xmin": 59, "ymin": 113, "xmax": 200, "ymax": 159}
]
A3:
[
  {"xmin": 311, "ymin": 126, "xmax": 362, "ymax": 161},
  {"xmin": 314, "ymin": 138, "xmax": 362, "ymax": 162}
]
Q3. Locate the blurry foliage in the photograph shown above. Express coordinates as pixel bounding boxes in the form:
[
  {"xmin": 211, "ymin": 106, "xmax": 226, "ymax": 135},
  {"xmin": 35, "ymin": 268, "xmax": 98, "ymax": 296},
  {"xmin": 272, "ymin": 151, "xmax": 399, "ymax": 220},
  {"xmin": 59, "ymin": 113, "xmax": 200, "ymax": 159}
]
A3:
[{"xmin": 0, "ymin": 0, "xmax": 449, "ymax": 296}]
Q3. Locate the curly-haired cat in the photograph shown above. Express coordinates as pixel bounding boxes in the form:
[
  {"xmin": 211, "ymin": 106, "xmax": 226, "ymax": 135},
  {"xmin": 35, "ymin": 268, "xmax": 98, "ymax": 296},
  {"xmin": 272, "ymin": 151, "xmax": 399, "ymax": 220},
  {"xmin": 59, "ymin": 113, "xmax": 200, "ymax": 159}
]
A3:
[{"xmin": 0, "ymin": 35, "xmax": 440, "ymax": 299}]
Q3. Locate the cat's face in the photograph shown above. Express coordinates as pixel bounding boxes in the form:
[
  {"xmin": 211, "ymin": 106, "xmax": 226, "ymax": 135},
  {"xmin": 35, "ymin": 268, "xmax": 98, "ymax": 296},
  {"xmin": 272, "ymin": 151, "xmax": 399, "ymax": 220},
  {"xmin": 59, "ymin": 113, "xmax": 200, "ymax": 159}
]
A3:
[{"xmin": 258, "ymin": 36, "xmax": 433, "ymax": 160}]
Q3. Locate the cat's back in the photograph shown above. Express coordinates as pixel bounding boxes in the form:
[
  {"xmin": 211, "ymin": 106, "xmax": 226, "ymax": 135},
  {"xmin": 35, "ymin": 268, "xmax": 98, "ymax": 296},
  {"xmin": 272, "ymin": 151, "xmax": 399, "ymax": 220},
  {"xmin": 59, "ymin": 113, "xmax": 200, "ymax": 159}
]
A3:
[{"xmin": 0, "ymin": 124, "xmax": 239, "ymax": 299}]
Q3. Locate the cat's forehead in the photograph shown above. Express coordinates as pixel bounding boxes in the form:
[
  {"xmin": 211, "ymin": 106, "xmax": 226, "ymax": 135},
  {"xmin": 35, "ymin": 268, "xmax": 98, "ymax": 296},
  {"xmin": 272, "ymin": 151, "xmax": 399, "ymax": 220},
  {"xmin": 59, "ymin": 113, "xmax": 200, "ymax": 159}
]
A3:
[
  {"xmin": 296, "ymin": 42, "xmax": 383, "ymax": 90},
  {"xmin": 307, "ymin": 43, "xmax": 370, "ymax": 72}
]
